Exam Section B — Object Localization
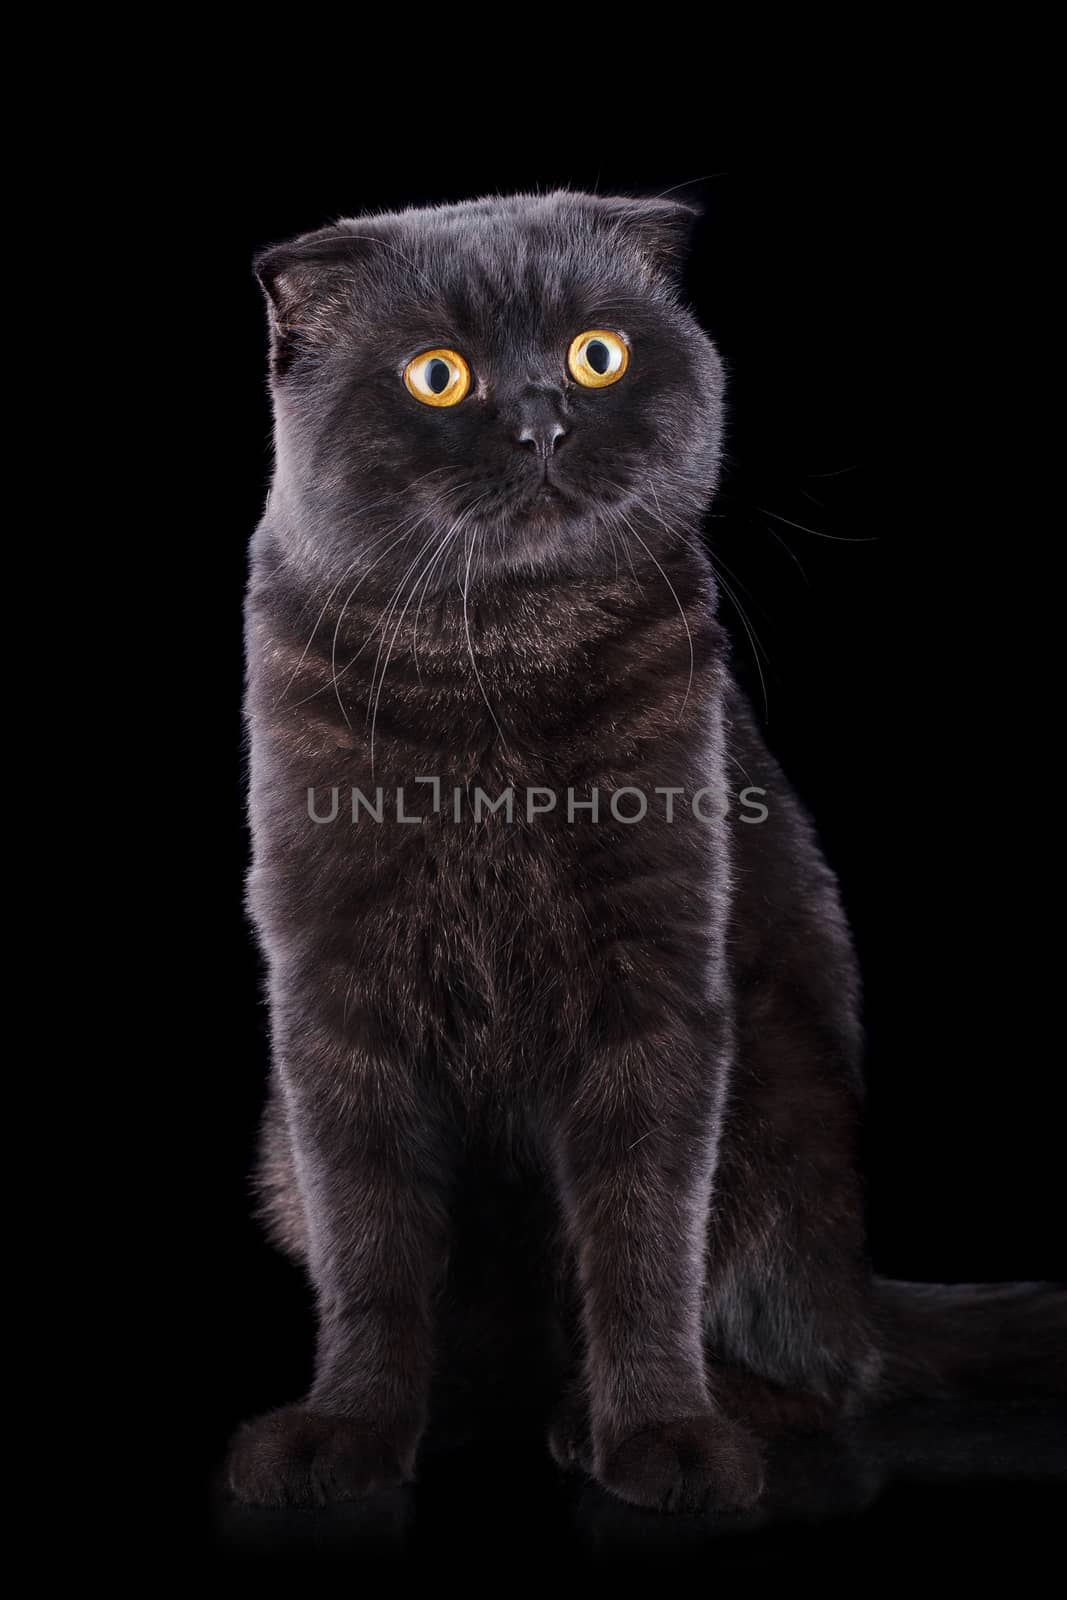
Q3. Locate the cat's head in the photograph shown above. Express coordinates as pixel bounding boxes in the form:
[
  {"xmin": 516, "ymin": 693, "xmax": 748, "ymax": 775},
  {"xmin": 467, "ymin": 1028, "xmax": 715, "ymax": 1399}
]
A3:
[{"xmin": 256, "ymin": 192, "xmax": 725, "ymax": 579}]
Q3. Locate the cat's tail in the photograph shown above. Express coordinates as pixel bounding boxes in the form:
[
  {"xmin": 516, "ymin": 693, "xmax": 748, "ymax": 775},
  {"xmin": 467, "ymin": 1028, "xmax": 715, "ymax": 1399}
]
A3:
[{"xmin": 875, "ymin": 1278, "xmax": 1067, "ymax": 1401}]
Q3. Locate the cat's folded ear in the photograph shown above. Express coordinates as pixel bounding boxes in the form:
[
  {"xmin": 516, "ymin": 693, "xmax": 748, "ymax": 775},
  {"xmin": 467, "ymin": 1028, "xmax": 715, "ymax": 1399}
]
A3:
[
  {"xmin": 254, "ymin": 229, "xmax": 372, "ymax": 374},
  {"xmin": 580, "ymin": 194, "xmax": 702, "ymax": 285},
  {"xmin": 585, "ymin": 194, "xmax": 702, "ymax": 286}
]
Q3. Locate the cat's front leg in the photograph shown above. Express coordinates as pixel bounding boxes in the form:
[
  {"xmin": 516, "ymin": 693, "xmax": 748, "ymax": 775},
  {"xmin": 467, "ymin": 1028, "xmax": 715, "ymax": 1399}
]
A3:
[
  {"xmin": 228, "ymin": 1030, "xmax": 449, "ymax": 1507},
  {"xmin": 552, "ymin": 1026, "xmax": 764, "ymax": 1514}
]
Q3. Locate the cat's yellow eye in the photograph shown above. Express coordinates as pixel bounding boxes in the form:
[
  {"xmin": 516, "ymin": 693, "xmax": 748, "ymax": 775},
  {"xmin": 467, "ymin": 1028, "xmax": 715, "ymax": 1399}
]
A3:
[
  {"xmin": 403, "ymin": 348, "xmax": 471, "ymax": 407},
  {"xmin": 567, "ymin": 330, "xmax": 629, "ymax": 389}
]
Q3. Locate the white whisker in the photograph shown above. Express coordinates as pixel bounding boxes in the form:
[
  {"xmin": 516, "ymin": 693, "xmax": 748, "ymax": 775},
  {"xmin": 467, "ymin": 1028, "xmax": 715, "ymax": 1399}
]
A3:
[
  {"xmin": 756, "ymin": 505, "xmax": 877, "ymax": 544},
  {"xmin": 615, "ymin": 500, "xmax": 695, "ymax": 717},
  {"xmin": 328, "ymin": 509, "xmax": 433, "ymax": 725},
  {"xmin": 463, "ymin": 521, "xmax": 507, "ymax": 746},
  {"xmin": 368, "ymin": 495, "xmax": 490, "ymax": 771},
  {"xmin": 642, "ymin": 477, "xmax": 770, "ymax": 719},
  {"xmin": 270, "ymin": 470, "xmax": 452, "ymax": 709}
]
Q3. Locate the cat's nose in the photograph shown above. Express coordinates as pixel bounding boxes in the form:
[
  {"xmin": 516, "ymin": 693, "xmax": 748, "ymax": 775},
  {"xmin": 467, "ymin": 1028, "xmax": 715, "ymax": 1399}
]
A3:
[
  {"xmin": 517, "ymin": 420, "xmax": 567, "ymax": 458},
  {"xmin": 514, "ymin": 391, "xmax": 568, "ymax": 458}
]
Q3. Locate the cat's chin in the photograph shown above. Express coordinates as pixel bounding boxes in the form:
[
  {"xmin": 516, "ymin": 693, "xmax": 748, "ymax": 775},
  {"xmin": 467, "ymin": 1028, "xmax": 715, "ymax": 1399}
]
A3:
[
  {"xmin": 514, "ymin": 483, "xmax": 571, "ymax": 519},
  {"xmin": 458, "ymin": 493, "xmax": 586, "ymax": 572}
]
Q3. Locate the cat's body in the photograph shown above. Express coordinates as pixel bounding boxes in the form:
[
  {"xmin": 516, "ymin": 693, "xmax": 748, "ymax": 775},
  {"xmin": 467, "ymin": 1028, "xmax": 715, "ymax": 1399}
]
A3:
[{"xmin": 231, "ymin": 193, "xmax": 1063, "ymax": 1513}]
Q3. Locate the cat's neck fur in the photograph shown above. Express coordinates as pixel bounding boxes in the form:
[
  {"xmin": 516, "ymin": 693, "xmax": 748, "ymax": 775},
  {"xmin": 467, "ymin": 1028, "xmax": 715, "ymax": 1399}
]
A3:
[{"xmin": 248, "ymin": 515, "xmax": 723, "ymax": 781}]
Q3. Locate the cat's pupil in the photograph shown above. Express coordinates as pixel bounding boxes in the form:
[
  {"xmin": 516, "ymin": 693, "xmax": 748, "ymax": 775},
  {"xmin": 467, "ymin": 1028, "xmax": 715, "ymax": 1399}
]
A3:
[
  {"xmin": 427, "ymin": 359, "xmax": 451, "ymax": 394},
  {"xmin": 586, "ymin": 341, "xmax": 610, "ymax": 375}
]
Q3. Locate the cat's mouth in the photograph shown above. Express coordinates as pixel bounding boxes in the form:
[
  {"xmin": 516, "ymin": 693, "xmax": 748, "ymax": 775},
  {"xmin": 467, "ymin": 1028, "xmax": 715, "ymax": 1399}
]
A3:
[
  {"xmin": 514, "ymin": 488, "xmax": 568, "ymax": 523},
  {"xmin": 513, "ymin": 467, "xmax": 573, "ymax": 517},
  {"xmin": 455, "ymin": 466, "xmax": 591, "ymax": 537}
]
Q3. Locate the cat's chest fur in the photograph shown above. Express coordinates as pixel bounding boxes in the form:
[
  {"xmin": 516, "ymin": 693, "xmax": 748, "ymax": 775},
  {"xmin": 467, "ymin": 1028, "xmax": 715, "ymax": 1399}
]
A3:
[{"xmin": 246, "ymin": 544, "xmax": 728, "ymax": 1091}]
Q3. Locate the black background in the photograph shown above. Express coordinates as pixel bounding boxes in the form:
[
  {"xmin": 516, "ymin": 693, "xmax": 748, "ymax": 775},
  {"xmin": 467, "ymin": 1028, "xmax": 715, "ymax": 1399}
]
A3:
[{"xmin": 183, "ymin": 161, "xmax": 1064, "ymax": 1567}]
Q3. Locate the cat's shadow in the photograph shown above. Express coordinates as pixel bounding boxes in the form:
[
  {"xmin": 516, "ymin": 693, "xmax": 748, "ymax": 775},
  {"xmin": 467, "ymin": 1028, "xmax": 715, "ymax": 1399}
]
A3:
[{"xmin": 213, "ymin": 1399, "xmax": 1067, "ymax": 1565}]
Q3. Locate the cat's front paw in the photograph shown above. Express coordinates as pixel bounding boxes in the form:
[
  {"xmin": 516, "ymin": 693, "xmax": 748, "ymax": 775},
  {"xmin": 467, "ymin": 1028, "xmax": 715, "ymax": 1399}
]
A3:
[
  {"xmin": 595, "ymin": 1413, "xmax": 765, "ymax": 1514},
  {"xmin": 227, "ymin": 1405, "xmax": 412, "ymax": 1507}
]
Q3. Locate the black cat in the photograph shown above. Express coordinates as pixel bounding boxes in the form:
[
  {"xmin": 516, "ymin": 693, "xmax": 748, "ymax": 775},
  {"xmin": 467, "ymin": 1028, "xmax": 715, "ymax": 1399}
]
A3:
[{"xmin": 229, "ymin": 192, "xmax": 1063, "ymax": 1513}]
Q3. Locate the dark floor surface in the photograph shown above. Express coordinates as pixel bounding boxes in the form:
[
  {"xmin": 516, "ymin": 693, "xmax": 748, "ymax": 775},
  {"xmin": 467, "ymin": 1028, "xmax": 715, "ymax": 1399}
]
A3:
[{"xmin": 207, "ymin": 1398, "xmax": 1067, "ymax": 1572}]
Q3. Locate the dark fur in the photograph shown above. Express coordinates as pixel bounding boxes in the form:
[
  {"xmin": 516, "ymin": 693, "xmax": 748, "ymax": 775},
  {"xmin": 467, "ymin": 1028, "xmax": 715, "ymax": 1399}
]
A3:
[{"xmin": 230, "ymin": 192, "xmax": 1064, "ymax": 1513}]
